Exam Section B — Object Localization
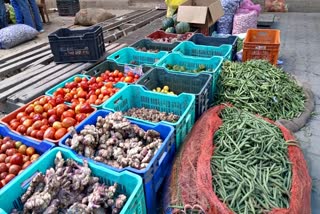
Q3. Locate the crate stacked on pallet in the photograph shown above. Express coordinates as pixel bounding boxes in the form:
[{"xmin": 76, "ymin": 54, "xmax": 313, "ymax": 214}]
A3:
[{"xmin": 48, "ymin": 26, "xmax": 105, "ymax": 63}]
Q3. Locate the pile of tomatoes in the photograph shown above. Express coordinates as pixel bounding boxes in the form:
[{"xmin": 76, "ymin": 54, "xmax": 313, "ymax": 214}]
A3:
[
  {"xmin": 53, "ymin": 76, "xmax": 120, "ymax": 106},
  {"xmin": 98, "ymin": 70, "xmax": 140, "ymax": 84},
  {"xmin": 6, "ymin": 96, "xmax": 94, "ymax": 142},
  {"xmin": 0, "ymin": 136, "xmax": 40, "ymax": 188}
]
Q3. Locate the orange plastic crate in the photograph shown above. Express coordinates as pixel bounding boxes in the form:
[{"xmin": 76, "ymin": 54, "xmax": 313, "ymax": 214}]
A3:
[{"xmin": 243, "ymin": 29, "xmax": 280, "ymax": 65}]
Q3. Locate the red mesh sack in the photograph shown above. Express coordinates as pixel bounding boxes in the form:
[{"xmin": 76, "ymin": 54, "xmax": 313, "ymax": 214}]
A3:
[{"xmin": 167, "ymin": 104, "xmax": 312, "ymax": 214}]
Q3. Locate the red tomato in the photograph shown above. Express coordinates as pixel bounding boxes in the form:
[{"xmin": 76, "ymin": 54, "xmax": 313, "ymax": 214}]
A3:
[
  {"xmin": 75, "ymin": 113, "xmax": 87, "ymax": 122},
  {"xmin": 30, "ymin": 154, "xmax": 40, "ymax": 162},
  {"xmin": 10, "ymin": 153, "xmax": 23, "ymax": 165},
  {"xmin": 61, "ymin": 117, "xmax": 76, "ymax": 128},
  {"xmin": 47, "ymin": 108, "xmax": 56, "ymax": 117},
  {"xmin": 32, "ymin": 120, "xmax": 43, "ymax": 130},
  {"xmin": 26, "ymin": 147, "xmax": 35, "ymax": 156},
  {"xmin": 74, "ymin": 76, "xmax": 82, "ymax": 83},
  {"xmin": 54, "ymin": 128, "xmax": 68, "ymax": 140},
  {"xmin": 40, "ymin": 125, "xmax": 49, "ymax": 131},
  {"xmin": 52, "ymin": 121, "xmax": 62, "ymax": 130},
  {"xmin": 22, "ymin": 155, "xmax": 29, "ymax": 163},
  {"xmin": 9, "ymin": 165, "xmax": 21, "ymax": 175},
  {"xmin": 16, "ymin": 125, "xmax": 27, "ymax": 134},
  {"xmin": 4, "ymin": 174, "xmax": 15, "ymax": 183},
  {"xmin": 34, "ymin": 105, "xmax": 44, "ymax": 114},
  {"xmin": 26, "ymin": 127, "xmax": 34, "ymax": 136},
  {"xmin": 44, "ymin": 127, "xmax": 56, "ymax": 139},
  {"xmin": 36, "ymin": 130, "xmax": 44, "ymax": 140},
  {"xmin": 22, "ymin": 119, "xmax": 33, "ymax": 128},
  {"xmin": 0, "ymin": 154, "xmax": 6, "ymax": 163},
  {"xmin": 43, "ymin": 103, "xmax": 53, "ymax": 111},
  {"xmin": 6, "ymin": 148, "xmax": 16, "ymax": 156},
  {"xmin": 30, "ymin": 130, "xmax": 38, "ymax": 138},
  {"xmin": 0, "ymin": 163, "xmax": 8, "ymax": 173},
  {"xmin": 25, "ymin": 105, "xmax": 34, "ymax": 114},
  {"xmin": 16, "ymin": 112, "xmax": 27, "ymax": 120},
  {"xmin": 127, "ymin": 71, "xmax": 134, "ymax": 77},
  {"xmin": 10, "ymin": 122, "xmax": 20, "ymax": 130},
  {"xmin": 39, "ymin": 97, "xmax": 48, "ymax": 106},
  {"xmin": 124, "ymin": 76, "xmax": 133, "ymax": 83},
  {"xmin": 118, "ymin": 72, "xmax": 124, "ymax": 78},
  {"xmin": 22, "ymin": 161, "xmax": 32, "ymax": 169},
  {"xmin": 105, "ymin": 82, "xmax": 113, "ymax": 88},
  {"xmin": 0, "ymin": 172, "xmax": 8, "ymax": 180},
  {"xmin": 55, "ymin": 106, "xmax": 65, "ymax": 118},
  {"xmin": 32, "ymin": 113, "xmax": 43, "ymax": 122}
]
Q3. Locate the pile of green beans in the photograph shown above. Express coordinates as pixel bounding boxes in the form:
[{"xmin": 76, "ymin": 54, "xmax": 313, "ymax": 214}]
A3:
[
  {"xmin": 211, "ymin": 107, "xmax": 292, "ymax": 214},
  {"xmin": 217, "ymin": 60, "xmax": 305, "ymax": 121}
]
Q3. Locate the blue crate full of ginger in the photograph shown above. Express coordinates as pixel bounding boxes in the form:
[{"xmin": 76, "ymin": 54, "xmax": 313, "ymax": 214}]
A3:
[{"xmin": 59, "ymin": 109, "xmax": 176, "ymax": 214}]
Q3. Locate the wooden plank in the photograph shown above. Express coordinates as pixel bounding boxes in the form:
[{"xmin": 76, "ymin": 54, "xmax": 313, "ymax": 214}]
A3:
[
  {"xmin": 0, "ymin": 42, "xmax": 48, "ymax": 64},
  {"xmin": 15, "ymin": 63, "xmax": 91, "ymax": 103},
  {"xmin": 16, "ymin": 63, "xmax": 83, "ymax": 94},
  {"xmin": 0, "ymin": 45, "xmax": 50, "ymax": 68},
  {"xmin": 0, "ymin": 63, "xmax": 56, "ymax": 93},
  {"xmin": 0, "ymin": 63, "xmax": 69, "ymax": 102},
  {"xmin": 0, "ymin": 50, "xmax": 52, "ymax": 77},
  {"xmin": 22, "ymin": 54, "xmax": 54, "ymax": 70}
]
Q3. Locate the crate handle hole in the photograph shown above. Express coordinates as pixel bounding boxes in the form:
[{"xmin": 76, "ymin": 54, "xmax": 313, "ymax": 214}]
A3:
[
  {"xmin": 158, "ymin": 151, "xmax": 167, "ymax": 166},
  {"xmin": 114, "ymin": 55, "xmax": 120, "ymax": 59},
  {"xmin": 114, "ymin": 96, "xmax": 123, "ymax": 105}
]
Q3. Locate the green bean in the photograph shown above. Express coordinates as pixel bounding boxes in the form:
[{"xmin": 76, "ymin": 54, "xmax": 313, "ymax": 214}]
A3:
[
  {"xmin": 216, "ymin": 60, "xmax": 305, "ymax": 120},
  {"xmin": 211, "ymin": 107, "xmax": 292, "ymax": 214}
]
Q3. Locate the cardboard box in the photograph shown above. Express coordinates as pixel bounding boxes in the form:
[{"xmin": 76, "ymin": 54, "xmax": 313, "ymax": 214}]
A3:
[{"xmin": 177, "ymin": 0, "xmax": 224, "ymax": 35}]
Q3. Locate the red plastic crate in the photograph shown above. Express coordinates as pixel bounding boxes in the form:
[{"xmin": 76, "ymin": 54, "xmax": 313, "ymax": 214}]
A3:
[
  {"xmin": 0, "ymin": 95, "xmax": 96, "ymax": 144},
  {"xmin": 243, "ymin": 29, "xmax": 280, "ymax": 65},
  {"xmin": 146, "ymin": 31, "xmax": 194, "ymax": 43}
]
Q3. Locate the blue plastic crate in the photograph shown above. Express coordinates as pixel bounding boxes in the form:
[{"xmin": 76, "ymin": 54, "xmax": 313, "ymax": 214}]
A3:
[
  {"xmin": 0, "ymin": 148, "xmax": 146, "ymax": 214},
  {"xmin": 130, "ymin": 39, "xmax": 180, "ymax": 52},
  {"xmin": 172, "ymin": 41, "xmax": 232, "ymax": 61},
  {"xmin": 136, "ymin": 68, "xmax": 211, "ymax": 119},
  {"xmin": 188, "ymin": 33, "xmax": 238, "ymax": 61},
  {"xmin": 103, "ymin": 84, "xmax": 195, "ymax": 148},
  {"xmin": 156, "ymin": 53, "xmax": 223, "ymax": 97},
  {"xmin": 45, "ymin": 74, "xmax": 127, "ymax": 109},
  {"xmin": 59, "ymin": 110, "xmax": 175, "ymax": 214},
  {"xmin": 0, "ymin": 124, "xmax": 54, "ymax": 195},
  {"xmin": 107, "ymin": 47, "xmax": 168, "ymax": 67}
]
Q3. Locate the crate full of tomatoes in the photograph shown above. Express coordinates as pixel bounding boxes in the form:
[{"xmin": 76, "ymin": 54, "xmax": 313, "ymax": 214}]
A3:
[
  {"xmin": 0, "ymin": 124, "xmax": 53, "ymax": 190},
  {"xmin": 0, "ymin": 96, "xmax": 95, "ymax": 144},
  {"xmin": 84, "ymin": 60, "xmax": 150, "ymax": 84},
  {"xmin": 45, "ymin": 74, "xmax": 127, "ymax": 108}
]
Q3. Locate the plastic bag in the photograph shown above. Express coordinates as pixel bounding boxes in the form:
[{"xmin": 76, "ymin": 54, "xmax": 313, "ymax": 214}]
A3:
[
  {"xmin": 240, "ymin": 0, "xmax": 261, "ymax": 14},
  {"xmin": 0, "ymin": 24, "xmax": 38, "ymax": 49},
  {"xmin": 165, "ymin": 0, "xmax": 188, "ymax": 17},
  {"xmin": 74, "ymin": 8, "xmax": 115, "ymax": 26},
  {"xmin": 166, "ymin": 104, "xmax": 312, "ymax": 214},
  {"xmin": 232, "ymin": 0, "xmax": 260, "ymax": 35},
  {"xmin": 217, "ymin": 0, "xmax": 242, "ymax": 34},
  {"xmin": 232, "ymin": 9, "xmax": 258, "ymax": 34},
  {"xmin": 265, "ymin": 0, "xmax": 288, "ymax": 12}
]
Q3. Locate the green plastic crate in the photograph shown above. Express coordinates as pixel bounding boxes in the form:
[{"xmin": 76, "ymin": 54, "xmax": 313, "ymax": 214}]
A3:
[
  {"xmin": 0, "ymin": 148, "xmax": 146, "ymax": 214},
  {"xmin": 107, "ymin": 47, "xmax": 168, "ymax": 67},
  {"xmin": 172, "ymin": 41, "xmax": 232, "ymax": 60},
  {"xmin": 102, "ymin": 85, "xmax": 195, "ymax": 149},
  {"xmin": 156, "ymin": 53, "xmax": 223, "ymax": 98}
]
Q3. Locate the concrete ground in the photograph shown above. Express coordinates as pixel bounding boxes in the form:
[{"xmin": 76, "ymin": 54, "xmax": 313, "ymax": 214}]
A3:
[{"xmin": 276, "ymin": 13, "xmax": 320, "ymax": 213}]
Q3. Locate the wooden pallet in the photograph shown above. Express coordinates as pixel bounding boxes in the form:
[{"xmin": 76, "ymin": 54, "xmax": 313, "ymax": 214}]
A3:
[{"xmin": 0, "ymin": 11, "xmax": 164, "ymax": 113}]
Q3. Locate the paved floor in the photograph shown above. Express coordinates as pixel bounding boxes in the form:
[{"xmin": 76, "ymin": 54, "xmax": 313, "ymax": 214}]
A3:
[{"xmin": 275, "ymin": 13, "xmax": 320, "ymax": 213}]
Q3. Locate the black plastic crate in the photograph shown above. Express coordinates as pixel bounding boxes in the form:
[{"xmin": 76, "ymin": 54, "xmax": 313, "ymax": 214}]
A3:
[
  {"xmin": 56, "ymin": 0, "xmax": 80, "ymax": 16},
  {"xmin": 130, "ymin": 39, "xmax": 180, "ymax": 53},
  {"xmin": 136, "ymin": 67, "xmax": 213, "ymax": 119},
  {"xmin": 48, "ymin": 26, "xmax": 105, "ymax": 63},
  {"xmin": 188, "ymin": 33, "xmax": 238, "ymax": 61},
  {"xmin": 83, "ymin": 60, "xmax": 152, "ymax": 77}
]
